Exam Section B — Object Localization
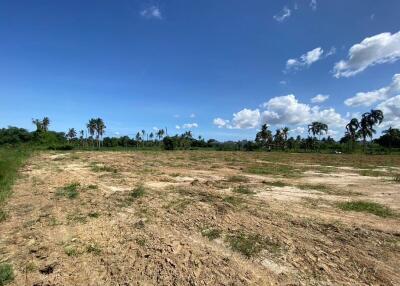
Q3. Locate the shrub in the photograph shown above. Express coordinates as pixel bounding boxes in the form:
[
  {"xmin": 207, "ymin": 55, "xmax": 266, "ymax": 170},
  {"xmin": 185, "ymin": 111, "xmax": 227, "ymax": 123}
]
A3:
[
  {"xmin": 338, "ymin": 201, "xmax": 395, "ymax": 218},
  {"xmin": 0, "ymin": 263, "xmax": 14, "ymax": 285}
]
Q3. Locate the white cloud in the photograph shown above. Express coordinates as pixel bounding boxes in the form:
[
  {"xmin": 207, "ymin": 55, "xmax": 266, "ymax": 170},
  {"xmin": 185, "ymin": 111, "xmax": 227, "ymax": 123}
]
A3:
[
  {"xmin": 231, "ymin": 109, "xmax": 260, "ymax": 129},
  {"xmin": 182, "ymin": 123, "xmax": 198, "ymax": 129},
  {"xmin": 290, "ymin": 127, "xmax": 305, "ymax": 134},
  {"xmin": 344, "ymin": 73, "xmax": 400, "ymax": 107},
  {"xmin": 286, "ymin": 47, "xmax": 329, "ymax": 71},
  {"xmin": 310, "ymin": 0, "xmax": 317, "ymax": 11},
  {"xmin": 152, "ymin": 126, "xmax": 159, "ymax": 131},
  {"xmin": 140, "ymin": 6, "xmax": 162, "ymax": 19},
  {"xmin": 279, "ymin": 80, "xmax": 287, "ymax": 85},
  {"xmin": 173, "ymin": 114, "xmax": 180, "ymax": 118},
  {"xmin": 214, "ymin": 94, "xmax": 345, "ymax": 130},
  {"xmin": 311, "ymin": 94, "xmax": 329, "ymax": 103},
  {"xmin": 333, "ymin": 31, "xmax": 400, "ymax": 78},
  {"xmin": 175, "ymin": 125, "xmax": 181, "ymax": 130},
  {"xmin": 213, "ymin": 118, "xmax": 230, "ymax": 129},
  {"xmin": 189, "ymin": 113, "xmax": 196, "ymax": 118},
  {"xmin": 376, "ymin": 95, "xmax": 400, "ymax": 128},
  {"xmin": 273, "ymin": 6, "xmax": 291, "ymax": 22}
]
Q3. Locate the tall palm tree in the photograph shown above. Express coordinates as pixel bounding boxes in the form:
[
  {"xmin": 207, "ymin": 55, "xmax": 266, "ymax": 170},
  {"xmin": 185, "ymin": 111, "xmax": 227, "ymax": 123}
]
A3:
[
  {"xmin": 346, "ymin": 118, "xmax": 359, "ymax": 150},
  {"xmin": 149, "ymin": 132, "xmax": 154, "ymax": 141},
  {"xmin": 95, "ymin": 118, "xmax": 106, "ymax": 148},
  {"xmin": 79, "ymin": 130, "xmax": 85, "ymax": 147},
  {"xmin": 282, "ymin": 127, "xmax": 289, "ymax": 149},
  {"xmin": 42, "ymin": 117, "xmax": 50, "ymax": 132},
  {"xmin": 32, "ymin": 118, "xmax": 43, "ymax": 132},
  {"xmin": 66, "ymin": 128, "xmax": 77, "ymax": 142},
  {"xmin": 308, "ymin": 122, "xmax": 328, "ymax": 140},
  {"xmin": 87, "ymin": 119, "xmax": 96, "ymax": 148},
  {"xmin": 358, "ymin": 109, "xmax": 384, "ymax": 151},
  {"xmin": 255, "ymin": 124, "xmax": 272, "ymax": 149}
]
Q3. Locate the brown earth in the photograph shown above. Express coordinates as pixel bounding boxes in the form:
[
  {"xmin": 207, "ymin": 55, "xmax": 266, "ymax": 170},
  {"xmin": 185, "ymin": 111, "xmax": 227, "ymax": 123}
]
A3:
[{"xmin": 1, "ymin": 151, "xmax": 400, "ymax": 285}]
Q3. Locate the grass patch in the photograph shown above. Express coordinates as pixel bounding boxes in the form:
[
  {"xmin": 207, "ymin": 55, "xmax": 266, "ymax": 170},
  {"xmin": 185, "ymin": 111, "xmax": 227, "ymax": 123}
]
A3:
[
  {"xmin": 358, "ymin": 169, "xmax": 386, "ymax": 177},
  {"xmin": 201, "ymin": 228, "xmax": 222, "ymax": 240},
  {"xmin": 0, "ymin": 263, "xmax": 14, "ymax": 285},
  {"xmin": 129, "ymin": 185, "xmax": 146, "ymax": 199},
  {"xmin": 225, "ymin": 232, "xmax": 279, "ymax": 258},
  {"xmin": 223, "ymin": 196, "xmax": 244, "ymax": 206},
  {"xmin": 227, "ymin": 175, "xmax": 249, "ymax": 183},
  {"xmin": 86, "ymin": 243, "xmax": 101, "ymax": 255},
  {"xmin": 56, "ymin": 182, "xmax": 80, "ymax": 199},
  {"xmin": 232, "ymin": 186, "xmax": 254, "ymax": 195},
  {"xmin": 338, "ymin": 201, "xmax": 395, "ymax": 218},
  {"xmin": 265, "ymin": 181, "xmax": 287, "ymax": 187},
  {"xmin": 393, "ymin": 175, "xmax": 400, "ymax": 183},
  {"xmin": 246, "ymin": 164, "xmax": 299, "ymax": 177},
  {"xmin": 0, "ymin": 147, "xmax": 31, "ymax": 208},
  {"xmin": 88, "ymin": 212, "xmax": 100, "ymax": 218},
  {"xmin": 0, "ymin": 209, "xmax": 7, "ymax": 222},
  {"xmin": 297, "ymin": 184, "xmax": 332, "ymax": 193},
  {"xmin": 66, "ymin": 212, "xmax": 87, "ymax": 223},
  {"xmin": 87, "ymin": 184, "xmax": 98, "ymax": 190},
  {"xmin": 64, "ymin": 245, "xmax": 79, "ymax": 257},
  {"xmin": 91, "ymin": 164, "xmax": 118, "ymax": 173}
]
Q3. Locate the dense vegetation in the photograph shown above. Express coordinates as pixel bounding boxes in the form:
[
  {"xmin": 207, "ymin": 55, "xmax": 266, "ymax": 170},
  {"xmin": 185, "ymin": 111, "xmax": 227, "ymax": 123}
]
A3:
[{"xmin": 0, "ymin": 109, "xmax": 399, "ymax": 153}]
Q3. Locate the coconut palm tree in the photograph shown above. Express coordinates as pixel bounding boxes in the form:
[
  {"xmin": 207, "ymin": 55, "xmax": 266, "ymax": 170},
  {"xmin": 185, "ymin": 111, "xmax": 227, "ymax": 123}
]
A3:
[
  {"xmin": 346, "ymin": 118, "xmax": 359, "ymax": 151},
  {"xmin": 66, "ymin": 128, "xmax": 77, "ymax": 142},
  {"xmin": 95, "ymin": 118, "xmax": 106, "ymax": 148},
  {"xmin": 32, "ymin": 119, "xmax": 43, "ymax": 132},
  {"xmin": 358, "ymin": 109, "xmax": 384, "ymax": 151},
  {"xmin": 87, "ymin": 119, "xmax": 96, "ymax": 148},
  {"xmin": 42, "ymin": 117, "xmax": 50, "ymax": 132},
  {"xmin": 255, "ymin": 124, "xmax": 272, "ymax": 149},
  {"xmin": 149, "ymin": 132, "xmax": 154, "ymax": 141},
  {"xmin": 282, "ymin": 127, "xmax": 289, "ymax": 149},
  {"xmin": 308, "ymin": 122, "xmax": 328, "ymax": 140},
  {"xmin": 79, "ymin": 130, "xmax": 85, "ymax": 147}
]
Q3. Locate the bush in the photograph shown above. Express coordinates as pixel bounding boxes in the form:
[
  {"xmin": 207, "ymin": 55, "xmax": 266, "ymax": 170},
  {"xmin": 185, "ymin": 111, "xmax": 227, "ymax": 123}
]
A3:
[
  {"xmin": 0, "ymin": 263, "xmax": 14, "ymax": 285},
  {"xmin": 163, "ymin": 137, "xmax": 175, "ymax": 150}
]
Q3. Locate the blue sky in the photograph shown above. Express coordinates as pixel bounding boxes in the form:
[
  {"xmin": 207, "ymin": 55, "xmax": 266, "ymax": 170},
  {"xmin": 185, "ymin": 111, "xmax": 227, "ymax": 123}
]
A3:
[{"xmin": 1, "ymin": 0, "xmax": 400, "ymax": 141}]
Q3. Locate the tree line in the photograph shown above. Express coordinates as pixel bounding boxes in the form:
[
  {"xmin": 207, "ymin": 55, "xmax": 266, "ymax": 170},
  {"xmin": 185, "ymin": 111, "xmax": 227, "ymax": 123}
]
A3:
[{"xmin": 0, "ymin": 109, "xmax": 399, "ymax": 153}]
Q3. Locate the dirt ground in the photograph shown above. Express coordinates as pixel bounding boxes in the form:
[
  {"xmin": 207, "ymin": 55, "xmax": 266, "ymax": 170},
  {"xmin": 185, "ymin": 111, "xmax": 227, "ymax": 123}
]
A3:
[{"xmin": 1, "ymin": 150, "xmax": 400, "ymax": 285}]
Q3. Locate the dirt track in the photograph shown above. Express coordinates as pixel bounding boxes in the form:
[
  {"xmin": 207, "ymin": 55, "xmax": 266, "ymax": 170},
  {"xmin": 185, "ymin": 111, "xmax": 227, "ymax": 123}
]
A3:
[{"xmin": 1, "ymin": 151, "xmax": 399, "ymax": 285}]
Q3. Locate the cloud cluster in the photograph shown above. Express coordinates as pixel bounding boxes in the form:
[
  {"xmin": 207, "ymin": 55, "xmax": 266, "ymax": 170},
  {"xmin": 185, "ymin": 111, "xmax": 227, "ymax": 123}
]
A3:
[
  {"xmin": 213, "ymin": 94, "xmax": 345, "ymax": 131},
  {"xmin": 310, "ymin": 0, "xmax": 317, "ymax": 11},
  {"xmin": 344, "ymin": 74, "xmax": 400, "ymax": 107},
  {"xmin": 140, "ymin": 6, "xmax": 162, "ymax": 19},
  {"xmin": 273, "ymin": 6, "xmax": 291, "ymax": 22},
  {"xmin": 377, "ymin": 95, "xmax": 400, "ymax": 128},
  {"xmin": 286, "ymin": 47, "xmax": 334, "ymax": 72},
  {"xmin": 311, "ymin": 94, "xmax": 329, "ymax": 103},
  {"xmin": 176, "ymin": 123, "xmax": 199, "ymax": 129},
  {"xmin": 334, "ymin": 31, "xmax": 400, "ymax": 78}
]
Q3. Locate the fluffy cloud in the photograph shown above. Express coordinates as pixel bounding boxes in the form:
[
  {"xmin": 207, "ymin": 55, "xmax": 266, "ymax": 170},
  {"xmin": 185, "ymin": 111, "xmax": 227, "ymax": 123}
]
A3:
[
  {"xmin": 286, "ymin": 47, "xmax": 334, "ymax": 71},
  {"xmin": 344, "ymin": 74, "xmax": 400, "ymax": 107},
  {"xmin": 273, "ymin": 6, "xmax": 291, "ymax": 22},
  {"xmin": 310, "ymin": 0, "xmax": 317, "ymax": 11},
  {"xmin": 175, "ymin": 125, "xmax": 181, "ymax": 130},
  {"xmin": 311, "ymin": 94, "xmax": 329, "ymax": 103},
  {"xmin": 334, "ymin": 31, "xmax": 400, "ymax": 78},
  {"xmin": 182, "ymin": 123, "xmax": 198, "ymax": 129},
  {"xmin": 189, "ymin": 113, "xmax": 196, "ymax": 118},
  {"xmin": 140, "ymin": 6, "xmax": 162, "ymax": 19},
  {"xmin": 214, "ymin": 94, "xmax": 345, "ymax": 130},
  {"xmin": 376, "ymin": 95, "xmax": 400, "ymax": 128}
]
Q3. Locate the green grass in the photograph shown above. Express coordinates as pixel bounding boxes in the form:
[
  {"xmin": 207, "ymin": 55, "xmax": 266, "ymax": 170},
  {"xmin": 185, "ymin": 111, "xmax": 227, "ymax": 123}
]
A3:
[
  {"xmin": 0, "ymin": 209, "xmax": 6, "ymax": 222},
  {"xmin": 358, "ymin": 169, "xmax": 386, "ymax": 177},
  {"xmin": 226, "ymin": 175, "xmax": 249, "ymax": 183},
  {"xmin": 225, "ymin": 232, "xmax": 279, "ymax": 258},
  {"xmin": 246, "ymin": 164, "xmax": 299, "ymax": 177},
  {"xmin": 88, "ymin": 212, "xmax": 100, "ymax": 218},
  {"xmin": 0, "ymin": 148, "xmax": 31, "ymax": 222},
  {"xmin": 232, "ymin": 186, "xmax": 254, "ymax": 195},
  {"xmin": 0, "ymin": 263, "xmax": 14, "ymax": 285},
  {"xmin": 338, "ymin": 201, "xmax": 395, "ymax": 218},
  {"xmin": 64, "ymin": 245, "xmax": 79, "ymax": 257},
  {"xmin": 296, "ymin": 184, "xmax": 333, "ymax": 193},
  {"xmin": 201, "ymin": 228, "xmax": 222, "ymax": 240},
  {"xmin": 86, "ymin": 243, "xmax": 101, "ymax": 255},
  {"xmin": 87, "ymin": 184, "xmax": 98, "ymax": 190},
  {"xmin": 265, "ymin": 181, "xmax": 287, "ymax": 187},
  {"xmin": 129, "ymin": 185, "xmax": 146, "ymax": 199},
  {"xmin": 223, "ymin": 196, "xmax": 244, "ymax": 206},
  {"xmin": 91, "ymin": 164, "xmax": 118, "ymax": 173},
  {"xmin": 56, "ymin": 182, "xmax": 80, "ymax": 199}
]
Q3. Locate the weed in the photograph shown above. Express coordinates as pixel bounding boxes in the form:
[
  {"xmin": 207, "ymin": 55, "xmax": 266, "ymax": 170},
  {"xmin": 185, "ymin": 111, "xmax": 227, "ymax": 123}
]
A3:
[
  {"xmin": 201, "ymin": 228, "xmax": 222, "ymax": 240},
  {"xmin": 358, "ymin": 169, "xmax": 386, "ymax": 177},
  {"xmin": 338, "ymin": 201, "xmax": 395, "ymax": 218},
  {"xmin": 223, "ymin": 196, "xmax": 244, "ymax": 206},
  {"xmin": 64, "ymin": 245, "xmax": 78, "ymax": 256},
  {"xmin": 0, "ymin": 209, "xmax": 7, "ymax": 222},
  {"xmin": 87, "ymin": 184, "xmax": 98, "ymax": 190},
  {"xmin": 246, "ymin": 164, "xmax": 299, "ymax": 177},
  {"xmin": 297, "ymin": 184, "xmax": 332, "ymax": 193},
  {"xmin": 227, "ymin": 175, "xmax": 249, "ymax": 183},
  {"xmin": 232, "ymin": 186, "xmax": 254, "ymax": 195},
  {"xmin": 225, "ymin": 232, "xmax": 279, "ymax": 258},
  {"xmin": 393, "ymin": 175, "xmax": 400, "ymax": 183},
  {"xmin": 91, "ymin": 164, "xmax": 118, "ymax": 173},
  {"xmin": 56, "ymin": 183, "xmax": 80, "ymax": 199},
  {"xmin": 136, "ymin": 236, "xmax": 147, "ymax": 246},
  {"xmin": 86, "ymin": 243, "xmax": 101, "ymax": 255},
  {"xmin": 0, "ymin": 263, "xmax": 14, "ymax": 285},
  {"xmin": 88, "ymin": 212, "xmax": 100, "ymax": 218},
  {"xmin": 266, "ymin": 181, "xmax": 287, "ymax": 187},
  {"xmin": 25, "ymin": 262, "xmax": 37, "ymax": 273},
  {"xmin": 129, "ymin": 185, "xmax": 146, "ymax": 199},
  {"xmin": 66, "ymin": 212, "xmax": 87, "ymax": 223}
]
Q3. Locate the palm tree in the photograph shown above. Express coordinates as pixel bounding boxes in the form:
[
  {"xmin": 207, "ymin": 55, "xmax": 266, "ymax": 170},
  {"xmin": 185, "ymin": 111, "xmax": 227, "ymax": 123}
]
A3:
[
  {"xmin": 66, "ymin": 128, "xmax": 77, "ymax": 142},
  {"xmin": 308, "ymin": 122, "xmax": 328, "ymax": 140},
  {"xmin": 156, "ymin": 129, "xmax": 165, "ymax": 141},
  {"xmin": 255, "ymin": 124, "xmax": 272, "ymax": 149},
  {"xmin": 135, "ymin": 132, "xmax": 142, "ymax": 148},
  {"xmin": 79, "ymin": 130, "xmax": 85, "ymax": 147},
  {"xmin": 346, "ymin": 118, "xmax": 359, "ymax": 151},
  {"xmin": 149, "ymin": 132, "xmax": 154, "ymax": 141},
  {"xmin": 32, "ymin": 118, "xmax": 43, "ymax": 132},
  {"xmin": 87, "ymin": 119, "xmax": 96, "ymax": 148},
  {"xmin": 95, "ymin": 118, "xmax": 106, "ymax": 148},
  {"xmin": 282, "ymin": 127, "xmax": 289, "ymax": 149},
  {"xmin": 42, "ymin": 117, "xmax": 50, "ymax": 132},
  {"xmin": 358, "ymin": 109, "xmax": 384, "ymax": 151}
]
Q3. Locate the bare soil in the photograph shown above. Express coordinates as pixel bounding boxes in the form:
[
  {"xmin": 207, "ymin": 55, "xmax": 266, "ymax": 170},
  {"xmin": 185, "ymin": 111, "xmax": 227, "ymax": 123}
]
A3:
[{"xmin": 1, "ymin": 151, "xmax": 400, "ymax": 285}]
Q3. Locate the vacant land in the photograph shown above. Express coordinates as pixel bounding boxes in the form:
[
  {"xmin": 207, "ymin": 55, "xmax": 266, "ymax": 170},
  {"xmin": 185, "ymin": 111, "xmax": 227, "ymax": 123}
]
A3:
[{"xmin": 1, "ymin": 151, "xmax": 400, "ymax": 285}]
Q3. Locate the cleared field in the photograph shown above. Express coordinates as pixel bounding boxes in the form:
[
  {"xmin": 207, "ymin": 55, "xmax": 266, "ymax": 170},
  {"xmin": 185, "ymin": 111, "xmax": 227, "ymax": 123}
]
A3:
[{"xmin": 1, "ymin": 151, "xmax": 400, "ymax": 285}]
